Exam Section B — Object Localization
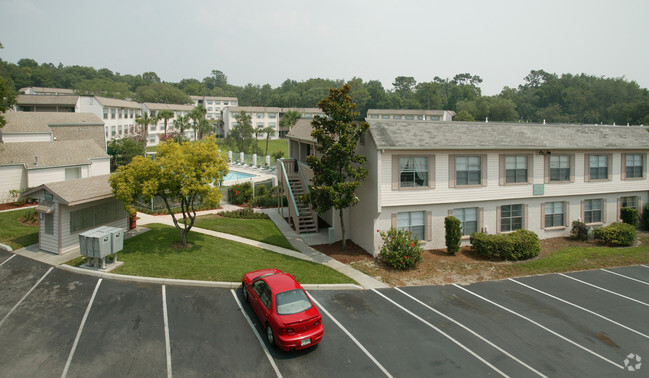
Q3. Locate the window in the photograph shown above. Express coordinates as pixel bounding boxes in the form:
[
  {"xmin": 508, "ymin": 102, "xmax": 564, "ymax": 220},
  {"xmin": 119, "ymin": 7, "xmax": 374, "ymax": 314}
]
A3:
[
  {"xmin": 207, "ymin": 100, "xmax": 213, "ymax": 105},
  {"xmin": 269, "ymin": 113, "xmax": 276, "ymax": 119},
  {"xmin": 103, "ymin": 108, "xmax": 108, "ymax": 119},
  {"xmin": 405, "ymin": 115, "xmax": 414, "ymax": 120},
  {"xmin": 400, "ymin": 156, "xmax": 428, "ymax": 188},
  {"xmin": 257, "ymin": 123, "xmax": 264, "ymax": 129},
  {"xmin": 621, "ymin": 196, "xmax": 638, "ymax": 210},
  {"xmin": 505, "ymin": 156, "xmax": 528, "ymax": 183},
  {"xmin": 207, "ymin": 107, "xmax": 212, "ymax": 111},
  {"xmin": 550, "ymin": 155, "xmax": 570, "ymax": 182},
  {"xmin": 381, "ymin": 115, "xmax": 390, "ymax": 119},
  {"xmin": 149, "ymin": 136, "xmax": 156, "ymax": 143},
  {"xmin": 454, "ymin": 208, "xmax": 478, "ymax": 236},
  {"xmin": 456, "ymin": 156, "xmax": 482, "ymax": 186},
  {"xmin": 269, "ymin": 122, "xmax": 276, "ymax": 128},
  {"xmin": 501, "ymin": 204, "xmax": 523, "ymax": 232},
  {"xmin": 223, "ymin": 101, "xmax": 229, "ymax": 105},
  {"xmin": 276, "ymin": 289, "xmax": 312, "ymax": 315},
  {"xmin": 111, "ymin": 108, "xmax": 116, "ymax": 119},
  {"xmin": 584, "ymin": 199, "xmax": 603, "ymax": 224},
  {"xmin": 545, "ymin": 202, "xmax": 565, "ymax": 228},
  {"xmin": 118, "ymin": 109, "xmax": 123, "ymax": 119},
  {"xmin": 428, "ymin": 116, "xmax": 440, "ymax": 121},
  {"xmin": 111, "ymin": 126, "xmax": 116, "ymax": 137},
  {"xmin": 397, "ymin": 211, "xmax": 425, "ymax": 240},
  {"xmin": 370, "ymin": 114, "xmax": 379, "ymax": 119},
  {"xmin": 105, "ymin": 127, "xmax": 109, "ymax": 138},
  {"xmin": 44, "ymin": 190, "xmax": 53, "ymax": 201},
  {"xmin": 129, "ymin": 109, "xmax": 134, "ymax": 118},
  {"xmin": 417, "ymin": 115, "xmax": 424, "ymax": 120},
  {"xmin": 65, "ymin": 167, "xmax": 81, "ymax": 180},
  {"xmin": 257, "ymin": 113, "xmax": 264, "ymax": 118},
  {"xmin": 70, "ymin": 201, "xmax": 126, "ymax": 232},
  {"xmin": 253, "ymin": 281, "xmax": 271, "ymax": 309},
  {"xmin": 589, "ymin": 155, "xmax": 608, "ymax": 180},
  {"xmin": 625, "ymin": 154, "xmax": 643, "ymax": 178},
  {"xmin": 150, "ymin": 125, "xmax": 156, "ymax": 131},
  {"xmin": 44, "ymin": 213, "xmax": 54, "ymax": 235},
  {"xmin": 215, "ymin": 100, "xmax": 221, "ymax": 105},
  {"xmin": 394, "ymin": 115, "xmax": 402, "ymax": 119}
]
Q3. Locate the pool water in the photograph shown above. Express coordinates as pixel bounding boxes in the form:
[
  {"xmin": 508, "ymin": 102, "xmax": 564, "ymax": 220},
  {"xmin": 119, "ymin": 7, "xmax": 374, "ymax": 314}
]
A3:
[{"xmin": 223, "ymin": 170, "xmax": 257, "ymax": 181}]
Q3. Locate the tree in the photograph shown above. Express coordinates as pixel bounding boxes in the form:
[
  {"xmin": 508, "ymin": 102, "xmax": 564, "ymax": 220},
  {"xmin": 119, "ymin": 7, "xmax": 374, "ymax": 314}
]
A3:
[
  {"xmin": 0, "ymin": 43, "xmax": 17, "ymax": 127},
  {"xmin": 194, "ymin": 119, "xmax": 213, "ymax": 140},
  {"xmin": 225, "ymin": 111, "xmax": 255, "ymax": 154},
  {"xmin": 189, "ymin": 106, "xmax": 208, "ymax": 139},
  {"xmin": 173, "ymin": 115, "xmax": 190, "ymax": 142},
  {"xmin": 135, "ymin": 82, "xmax": 191, "ymax": 104},
  {"xmin": 279, "ymin": 110, "xmax": 301, "ymax": 136},
  {"xmin": 157, "ymin": 109, "xmax": 175, "ymax": 138},
  {"xmin": 303, "ymin": 84, "xmax": 370, "ymax": 250},
  {"xmin": 109, "ymin": 136, "xmax": 228, "ymax": 246},
  {"xmin": 108, "ymin": 136, "xmax": 145, "ymax": 171},
  {"xmin": 261, "ymin": 126, "xmax": 275, "ymax": 156},
  {"xmin": 135, "ymin": 113, "xmax": 155, "ymax": 143},
  {"xmin": 454, "ymin": 110, "xmax": 475, "ymax": 122}
]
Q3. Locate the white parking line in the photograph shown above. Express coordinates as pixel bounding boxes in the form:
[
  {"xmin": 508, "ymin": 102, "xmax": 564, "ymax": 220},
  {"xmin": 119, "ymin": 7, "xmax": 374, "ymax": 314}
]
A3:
[
  {"xmin": 162, "ymin": 285, "xmax": 172, "ymax": 378},
  {"xmin": 372, "ymin": 289, "xmax": 509, "ymax": 378},
  {"xmin": 231, "ymin": 289, "xmax": 282, "ymax": 378},
  {"xmin": 0, "ymin": 254, "xmax": 15, "ymax": 267},
  {"xmin": 307, "ymin": 292, "xmax": 393, "ymax": 378},
  {"xmin": 601, "ymin": 269, "xmax": 649, "ymax": 286},
  {"xmin": 61, "ymin": 279, "xmax": 102, "ymax": 378},
  {"xmin": 509, "ymin": 278, "xmax": 649, "ymax": 340},
  {"xmin": 559, "ymin": 273, "xmax": 649, "ymax": 308},
  {"xmin": 453, "ymin": 284, "xmax": 625, "ymax": 370},
  {"xmin": 395, "ymin": 288, "xmax": 547, "ymax": 377},
  {"xmin": 0, "ymin": 266, "xmax": 53, "ymax": 329},
  {"xmin": 642, "ymin": 265, "xmax": 649, "ymax": 269}
]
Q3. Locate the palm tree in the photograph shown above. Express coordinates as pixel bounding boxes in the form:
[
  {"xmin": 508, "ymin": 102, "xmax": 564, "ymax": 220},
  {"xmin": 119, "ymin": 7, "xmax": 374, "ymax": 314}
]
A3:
[
  {"xmin": 135, "ymin": 113, "xmax": 155, "ymax": 143},
  {"xmin": 157, "ymin": 109, "xmax": 175, "ymax": 139},
  {"xmin": 189, "ymin": 106, "xmax": 207, "ymax": 140},
  {"xmin": 261, "ymin": 126, "xmax": 275, "ymax": 156},
  {"xmin": 194, "ymin": 118, "xmax": 213, "ymax": 140}
]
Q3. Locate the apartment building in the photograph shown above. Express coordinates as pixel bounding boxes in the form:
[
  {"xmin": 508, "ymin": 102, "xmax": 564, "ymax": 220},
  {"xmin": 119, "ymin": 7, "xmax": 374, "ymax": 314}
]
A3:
[
  {"xmin": 79, "ymin": 96, "xmax": 142, "ymax": 142},
  {"xmin": 142, "ymin": 102, "xmax": 196, "ymax": 145},
  {"xmin": 190, "ymin": 95, "xmax": 238, "ymax": 121}
]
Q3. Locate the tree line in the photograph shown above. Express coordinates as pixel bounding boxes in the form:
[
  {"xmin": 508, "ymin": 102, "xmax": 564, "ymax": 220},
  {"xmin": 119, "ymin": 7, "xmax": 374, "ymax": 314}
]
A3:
[{"xmin": 2, "ymin": 57, "xmax": 648, "ymax": 124}]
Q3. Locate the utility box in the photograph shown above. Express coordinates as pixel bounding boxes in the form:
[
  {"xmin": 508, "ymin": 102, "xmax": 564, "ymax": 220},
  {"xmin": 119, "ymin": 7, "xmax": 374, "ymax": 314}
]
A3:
[
  {"xmin": 108, "ymin": 227, "xmax": 124, "ymax": 253},
  {"xmin": 78, "ymin": 226, "xmax": 125, "ymax": 268}
]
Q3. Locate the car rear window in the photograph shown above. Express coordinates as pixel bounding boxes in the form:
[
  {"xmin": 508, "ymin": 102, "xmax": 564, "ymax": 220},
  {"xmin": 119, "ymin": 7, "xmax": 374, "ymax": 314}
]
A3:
[{"xmin": 276, "ymin": 289, "xmax": 313, "ymax": 315}]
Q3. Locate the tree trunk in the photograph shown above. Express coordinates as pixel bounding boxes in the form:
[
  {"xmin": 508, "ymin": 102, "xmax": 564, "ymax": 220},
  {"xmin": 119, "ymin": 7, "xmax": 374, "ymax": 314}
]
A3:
[{"xmin": 339, "ymin": 208, "xmax": 346, "ymax": 251}]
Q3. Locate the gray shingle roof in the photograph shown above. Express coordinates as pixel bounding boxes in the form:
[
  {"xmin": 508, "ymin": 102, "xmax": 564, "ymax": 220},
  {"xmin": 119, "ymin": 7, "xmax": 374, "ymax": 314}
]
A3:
[
  {"xmin": 367, "ymin": 109, "xmax": 454, "ymax": 116},
  {"xmin": 1, "ymin": 112, "xmax": 103, "ymax": 134},
  {"xmin": 286, "ymin": 119, "xmax": 315, "ymax": 142},
  {"xmin": 16, "ymin": 94, "xmax": 79, "ymax": 106},
  {"xmin": 369, "ymin": 121, "xmax": 649, "ymax": 150},
  {"xmin": 143, "ymin": 103, "xmax": 195, "ymax": 111},
  {"xmin": 23, "ymin": 174, "xmax": 114, "ymax": 206},
  {"xmin": 95, "ymin": 96, "xmax": 142, "ymax": 109},
  {"xmin": 0, "ymin": 139, "xmax": 109, "ymax": 168}
]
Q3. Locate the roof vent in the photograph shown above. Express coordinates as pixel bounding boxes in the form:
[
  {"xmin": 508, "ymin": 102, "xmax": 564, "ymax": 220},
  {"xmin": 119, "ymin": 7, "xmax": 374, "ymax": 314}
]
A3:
[
  {"xmin": 34, "ymin": 156, "xmax": 38, "ymax": 166},
  {"xmin": 485, "ymin": 117, "xmax": 488, "ymax": 123},
  {"xmin": 543, "ymin": 119, "xmax": 546, "ymax": 125}
]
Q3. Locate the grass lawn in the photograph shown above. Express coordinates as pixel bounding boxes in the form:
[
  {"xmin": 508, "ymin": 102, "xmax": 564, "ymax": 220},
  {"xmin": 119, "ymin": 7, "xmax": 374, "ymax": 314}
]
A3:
[
  {"xmin": 193, "ymin": 214, "xmax": 295, "ymax": 250},
  {"xmin": 215, "ymin": 138, "xmax": 288, "ymax": 161},
  {"xmin": 104, "ymin": 224, "xmax": 354, "ymax": 284},
  {"xmin": 0, "ymin": 208, "xmax": 39, "ymax": 250},
  {"xmin": 501, "ymin": 236, "xmax": 649, "ymax": 276}
]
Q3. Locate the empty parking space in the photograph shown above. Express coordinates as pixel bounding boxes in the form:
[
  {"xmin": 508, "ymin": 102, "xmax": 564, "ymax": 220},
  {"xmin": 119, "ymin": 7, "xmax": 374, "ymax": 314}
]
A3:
[
  {"xmin": 0, "ymin": 253, "xmax": 647, "ymax": 376},
  {"xmin": 64, "ymin": 279, "xmax": 167, "ymax": 377}
]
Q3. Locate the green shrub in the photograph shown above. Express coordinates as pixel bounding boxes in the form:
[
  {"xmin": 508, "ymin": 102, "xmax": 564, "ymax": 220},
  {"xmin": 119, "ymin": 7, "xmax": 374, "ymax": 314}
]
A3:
[
  {"xmin": 255, "ymin": 185, "xmax": 269, "ymax": 197},
  {"xmin": 570, "ymin": 220, "xmax": 589, "ymax": 241},
  {"xmin": 470, "ymin": 229, "xmax": 540, "ymax": 260},
  {"xmin": 644, "ymin": 203, "xmax": 649, "ymax": 230},
  {"xmin": 20, "ymin": 209, "xmax": 38, "ymax": 224},
  {"xmin": 220, "ymin": 208, "xmax": 268, "ymax": 219},
  {"xmin": 444, "ymin": 216, "xmax": 462, "ymax": 255},
  {"xmin": 620, "ymin": 207, "xmax": 639, "ymax": 228},
  {"xmin": 229, "ymin": 182, "xmax": 253, "ymax": 205},
  {"xmin": 251, "ymin": 195, "xmax": 277, "ymax": 208},
  {"xmin": 377, "ymin": 227, "xmax": 423, "ymax": 270},
  {"xmin": 593, "ymin": 222, "xmax": 636, "ymax": 247}
]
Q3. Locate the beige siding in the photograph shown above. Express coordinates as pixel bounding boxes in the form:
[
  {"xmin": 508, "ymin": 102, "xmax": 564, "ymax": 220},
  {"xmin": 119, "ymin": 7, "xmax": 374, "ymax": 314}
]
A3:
[
  {"xmin": 29, "ymin": 167, "xmax": 66, "ymax": 187},
  {"xmin": 0, "ymin": 165, "xmax": 27, "ymax": 203},
  {"xmin": 349, "ymin": 136, "xmax": 380, "ymax": 254},
  {"xmin": 90, "ymin": 158, "xmax": 110, "ymax": 176},
  {"xmin": 59, "ymin": 198, "xmax": 128, "ymax": 254},
  {"xmin": 39, "ymin": 203, "xmax": 59, "ymax": 254}
]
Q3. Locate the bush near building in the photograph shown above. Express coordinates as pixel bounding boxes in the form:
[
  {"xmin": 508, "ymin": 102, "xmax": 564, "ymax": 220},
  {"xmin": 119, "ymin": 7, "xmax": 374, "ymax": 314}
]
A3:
[
  {"xmin": 570, "ymin": 220, "xmax": 589, "ymax": 241},
  {"xmin": 377, "ymin": 227, "xmax": 424, "ymax": 270},
  {"xmin": 444, "ymin": 216, "xmax": 462, "ymax": 255},
  {"xmin": 470, "ymin": 229, "xmax": 540, "ymax": 261},
  {"xmin": 593, "ymin": 222, "xmax": 636, "ymax": 247},
  {"xmin": 620, "ymin": 207, "xmax": 639, "ymax": 228}
]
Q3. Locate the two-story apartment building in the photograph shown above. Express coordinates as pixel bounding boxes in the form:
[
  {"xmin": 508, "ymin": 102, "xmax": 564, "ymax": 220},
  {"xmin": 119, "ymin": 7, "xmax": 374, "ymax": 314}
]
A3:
[
  {"xmin": 366, "ymin": 109, "xmax": 455, "ymax": 122},
  {"xmin": 286, "ymin": 120, "xmax": 649, "ymax": 256},
  {"xmin": 142, "ymin": 102, "xmax": 196, "ymax": 145}
]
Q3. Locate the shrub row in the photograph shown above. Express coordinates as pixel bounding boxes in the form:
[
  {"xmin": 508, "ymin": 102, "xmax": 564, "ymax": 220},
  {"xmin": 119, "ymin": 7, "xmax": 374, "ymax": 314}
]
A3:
[
  {"xmin": 220, "ymin": 208, "xmax": 269, "ymax": 220},
  {"xmin": 593, "ymin": 222, "xmax": 636, "ymax": 247},
  {"xmin": 470, "ymin": 229, "xmax": 540, "ymax": 260}
]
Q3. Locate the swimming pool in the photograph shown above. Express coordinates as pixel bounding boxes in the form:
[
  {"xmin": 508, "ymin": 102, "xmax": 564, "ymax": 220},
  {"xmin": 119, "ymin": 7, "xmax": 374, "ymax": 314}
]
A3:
[{"xmin": 223, "ymin": 170, "xmax": 257, "ymax": 182}]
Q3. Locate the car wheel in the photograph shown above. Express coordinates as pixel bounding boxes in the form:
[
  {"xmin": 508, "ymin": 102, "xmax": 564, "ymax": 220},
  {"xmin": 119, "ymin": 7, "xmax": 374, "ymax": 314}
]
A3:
[
  {"xmin": 266, "ymin": 325, "xmax": 275, "ymax": 346},
  {"xmin": 241, "ymin": 283, "xmax": 248, "ymax": 300}
]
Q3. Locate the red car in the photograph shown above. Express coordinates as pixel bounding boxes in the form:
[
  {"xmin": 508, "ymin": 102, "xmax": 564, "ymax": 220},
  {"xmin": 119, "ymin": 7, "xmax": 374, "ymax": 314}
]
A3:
[{"xmin": 241, "ymin": 268, "xmax": 323, "ymax": 351}]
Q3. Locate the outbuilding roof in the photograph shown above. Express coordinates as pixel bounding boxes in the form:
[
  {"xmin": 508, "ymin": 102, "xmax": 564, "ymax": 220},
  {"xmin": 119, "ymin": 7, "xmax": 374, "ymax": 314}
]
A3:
[
  {"xmin": 368, "ymin": 121, "xmax": 649, "ymax": 150},
  {"xmin": 0, "ymin": 139, "xmax": 109, "ymax": 169},
  {"xmin": 22, "ymin": 174, "xmax": 114, "ymax": 206},
  {"xmin": 286, "ymin": 119, "xmax": 315, "ymax": 142}
]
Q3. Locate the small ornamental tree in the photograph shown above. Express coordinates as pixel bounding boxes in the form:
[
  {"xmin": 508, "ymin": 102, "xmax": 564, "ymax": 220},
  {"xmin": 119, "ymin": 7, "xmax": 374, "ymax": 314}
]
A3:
[
  {"xmin": 377, "ymin": 228, "xmax": 423, "ymax": 270},
  {"xmin": 226, "ymin": 111, "xmax": 255, "ymax": 154},
  {"xmin": 303, "ymin": 84, "xmax": 370, "ymax": 250},
  {"xmin": 109, "ymin": 136, "xmax": 228, "ymax": 246},
  {"xmin": 445, "ymin": 216, "xmax": 462, "ymax": 255}
]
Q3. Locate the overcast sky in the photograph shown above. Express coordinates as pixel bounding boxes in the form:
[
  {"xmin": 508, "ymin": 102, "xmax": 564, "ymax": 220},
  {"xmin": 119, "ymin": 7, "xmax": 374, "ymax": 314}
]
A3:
[{"xmin": 1, "ymin": 0, "xmax": 648, "ymax": 95}]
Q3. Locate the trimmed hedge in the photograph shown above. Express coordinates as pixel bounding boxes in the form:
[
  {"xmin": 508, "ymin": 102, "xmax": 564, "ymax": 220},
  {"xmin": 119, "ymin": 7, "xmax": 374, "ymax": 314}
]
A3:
[
  {"xmin": 593, "ymin": 222, "xmax": 636, "ymax": 247},
  {"xmin": 470, "ymin": 229, "xmax": 540, "ymax": 261},
  {"xmin": 445, "ymin": 216, "xmax": 462, "ymax": 255},
  {"xmin": 620, "ymin": 207, "xmax": 639, "ymax": 228}
]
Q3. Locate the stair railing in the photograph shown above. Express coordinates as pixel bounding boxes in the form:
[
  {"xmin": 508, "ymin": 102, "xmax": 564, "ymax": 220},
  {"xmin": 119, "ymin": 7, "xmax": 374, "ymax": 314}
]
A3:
[{"xmin": 278, "ymin": 159, "xmax": 301, "ymax": 232}]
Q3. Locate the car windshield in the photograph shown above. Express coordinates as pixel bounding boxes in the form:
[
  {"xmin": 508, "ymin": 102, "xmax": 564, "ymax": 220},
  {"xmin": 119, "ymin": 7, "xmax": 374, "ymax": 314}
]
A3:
[{"xmin": 275, "ymin": 289, "xmax": 313, "ymax": 315}]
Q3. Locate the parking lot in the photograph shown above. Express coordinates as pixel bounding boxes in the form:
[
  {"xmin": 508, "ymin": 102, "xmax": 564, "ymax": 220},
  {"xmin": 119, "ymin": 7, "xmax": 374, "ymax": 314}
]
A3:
[{"xmin": 0, "ymin": 249, "xmax": 647, "ymax": 377}]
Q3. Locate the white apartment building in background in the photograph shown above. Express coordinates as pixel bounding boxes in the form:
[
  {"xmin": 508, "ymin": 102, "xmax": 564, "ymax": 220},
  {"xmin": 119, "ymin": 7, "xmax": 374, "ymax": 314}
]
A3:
[
  {"xmin": 222, "ymin": 106, "xmax": 323, "ymax": 139},
  {"xmin": 366, "ymin": 109, "xmax": 455, "ymax": 121},
  {"xmin": 142, "ymin": 102, "xmax": 196, "ymax": 146},
  {"xmin": 190, "ymin": 96, "xmax": 238, "ymax": 121},
  {"xmin": 78, "ymin": 96, "xmax": 142, "ymax": 142}
]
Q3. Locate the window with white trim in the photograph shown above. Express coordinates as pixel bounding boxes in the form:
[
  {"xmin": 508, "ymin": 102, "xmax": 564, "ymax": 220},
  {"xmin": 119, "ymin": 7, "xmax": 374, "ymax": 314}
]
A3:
[
  {"xmin": 545, "ymin": 202, "xmax": 565, "ymax": 228},
  {"xmin": 501, "ymin": 204, "xmax": 523, "ymax": 232},
  {"xmin": 626, "ymin": 154, "xmax": 643, "ymax": 178},
  {"xmin": 400, "ymin": 156, "xmax": 428, "ymax": 188},
  {"xmin": 456, "ymin": 156, "xmax": 481, "ymax": 186},
  {"xmin": 621, "ymin": 196, "xmax": 638, "ymax": 210},
  {"xmin": 584, "ymin": 199, "xmax": 602, "ymax": 224},
  {"xmin": 506, "ymin": 156, "xmax": 528, "ymax": 183},
  {"xmin": 397, "ymin": 211, "xmax": 425, "ymax": 240},
  {"xmin": 454, "ymin": 207, "xmax": 478, "ymax": 236},
  {"xmin": 589, "ymin": 155, "xmax": 608, "ymax": 180}
]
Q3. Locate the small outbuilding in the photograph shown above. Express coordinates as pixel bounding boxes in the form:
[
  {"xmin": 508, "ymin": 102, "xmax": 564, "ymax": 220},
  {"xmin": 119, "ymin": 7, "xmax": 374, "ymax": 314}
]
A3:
[{"xmin": 21, "ymin": 174, "xmax": 128, "ymax": 255}]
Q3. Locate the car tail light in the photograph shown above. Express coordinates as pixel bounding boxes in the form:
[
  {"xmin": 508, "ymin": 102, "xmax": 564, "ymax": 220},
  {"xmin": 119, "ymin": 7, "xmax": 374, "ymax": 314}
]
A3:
[{"xmin": 279, "ymin": 327, "xmax": 295, "ymax": 334}]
